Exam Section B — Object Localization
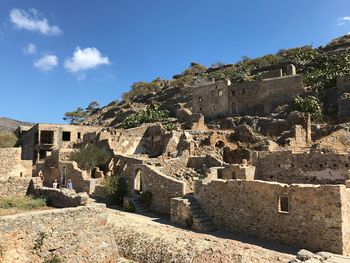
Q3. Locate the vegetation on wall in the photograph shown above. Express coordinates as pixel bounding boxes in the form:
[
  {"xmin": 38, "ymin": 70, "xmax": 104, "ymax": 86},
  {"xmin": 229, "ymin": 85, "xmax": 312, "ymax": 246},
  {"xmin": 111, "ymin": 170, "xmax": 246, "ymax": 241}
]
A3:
[
  {"xmin": 70, "ymin": 144, "xmax": 112, "ymax": 171},
  {"xmin": 121, "ymin": 102, "xmax": 170, "ymax": 129},
  {"xmin": 0, "ymin": 132, "xmax": 17, "ymax": 148}
]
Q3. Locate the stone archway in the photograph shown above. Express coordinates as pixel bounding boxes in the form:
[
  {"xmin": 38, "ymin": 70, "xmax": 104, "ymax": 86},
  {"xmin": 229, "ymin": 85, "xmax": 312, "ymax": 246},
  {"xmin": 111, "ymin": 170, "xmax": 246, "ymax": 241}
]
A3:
[
  {"xmin": 215, "ymin": 140, "xmax": 226, "ymax": 149},
  {"xmin": 134, "ymin": 168, "xmax": 143, "ymax": 193}
]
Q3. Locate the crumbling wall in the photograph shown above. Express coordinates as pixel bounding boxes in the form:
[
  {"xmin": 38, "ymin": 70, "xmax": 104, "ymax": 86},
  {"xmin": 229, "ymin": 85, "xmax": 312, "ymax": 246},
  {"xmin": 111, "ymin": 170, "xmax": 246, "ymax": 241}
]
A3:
[
  {"xmin": 134, "ymin": 164, "xmax": 186, "ymax": 214},
  {"xmin": 0, "ymin": 204, "xmax": 118, "ymax": 263},
  {"xmin": 0, "ymin": 148, "xmax": 32, "ymax": 179},
  {"xmin": 252, "ymin": 151, "xmax": 350, "ymax": 184},
  {"xmin": 194, "ymin": 179, "xmax": 346, "ymax": 254},
  {"xmin": 0, "ymin": 177, "xmax": 42, "ymax": 197}
]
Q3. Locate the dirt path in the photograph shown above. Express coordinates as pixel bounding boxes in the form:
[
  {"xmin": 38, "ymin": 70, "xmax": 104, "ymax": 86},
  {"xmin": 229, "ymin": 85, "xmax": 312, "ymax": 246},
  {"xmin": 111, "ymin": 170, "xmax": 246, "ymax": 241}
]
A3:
[{"xmin": 107, "ymin": 208, "xmax": 296, "ymax": 263}]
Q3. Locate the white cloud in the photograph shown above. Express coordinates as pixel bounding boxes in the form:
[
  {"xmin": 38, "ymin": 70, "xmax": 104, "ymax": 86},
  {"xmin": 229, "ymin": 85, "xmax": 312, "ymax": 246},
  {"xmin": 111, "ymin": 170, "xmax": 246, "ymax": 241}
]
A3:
[
  {"xmin": 64, "ymin": 47, "xmax": 110, "ymax": 73},
  {"xmin": 23, "ymin": 43, "xmax": 37, "ymax": 54},
  {"xmin": 9, "ymin": 8, "xmax": 62, "ymax": 36},
  {"xmin": 337, "ymin": 16, "xmax": 350, "ymax": 26},
  {"xmin": 33, "ymin": 54, "xmax": 58, "ymax": 71}
]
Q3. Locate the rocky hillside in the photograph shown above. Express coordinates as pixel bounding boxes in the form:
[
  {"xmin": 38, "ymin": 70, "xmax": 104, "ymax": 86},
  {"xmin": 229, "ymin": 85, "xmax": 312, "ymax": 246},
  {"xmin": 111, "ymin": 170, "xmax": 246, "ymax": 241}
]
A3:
[
  {"xmin": 79, "ymin": 34, "xmax": 350, "ymax": 128},
  {"xmin": 0, "ymin": 117, "xmax": 33, "ymax": 132}
]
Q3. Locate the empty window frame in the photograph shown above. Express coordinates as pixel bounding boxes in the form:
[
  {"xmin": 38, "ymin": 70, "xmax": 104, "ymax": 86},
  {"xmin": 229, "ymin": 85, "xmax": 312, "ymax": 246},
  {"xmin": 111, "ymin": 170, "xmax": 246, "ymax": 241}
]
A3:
[
  {"xmin": 62, "ymin": 131, "xmax": 71, "ymax": 141},
  {"xmin": 218, "ymin": 90, "xmax": 223, "ymax": 96},
  {"xmin": 278, "ymin": 196, "xmax": 290, "ymax": 214},
  {"xmin": 199, "ymin": 96, "xmax": 203, "ymax": 102},
  {"xmin": 242, "ymin": 88, "xmax": 246, "ymax": 95},
  {"xmin": 40, "ymin": 130, "xmax": 54, "ymax": 144},
  {"xmin": 77, "ymin": 132, "xmax": 81, "ymax": 140}
]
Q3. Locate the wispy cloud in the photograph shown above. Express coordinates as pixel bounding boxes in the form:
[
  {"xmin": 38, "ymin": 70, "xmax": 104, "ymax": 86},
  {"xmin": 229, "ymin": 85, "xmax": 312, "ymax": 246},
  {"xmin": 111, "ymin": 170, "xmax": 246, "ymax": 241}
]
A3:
[
  {"xmin": 33, "ymin": 54, "xmax": 58, "ymax": 71},
  {"xmin": 337, "ymin": 16, "xmax": 350, "ymax": 26},
  {"xmin": 64, "ymin": 47, "xmax": 110, "ymax": 73},
  {"xmin": 9, "ymin": 8, "xmax": 62, "ymax": 36},
  {"xmin": 23, "ymin": 43, "xmax": 37, "ymax": 54}
]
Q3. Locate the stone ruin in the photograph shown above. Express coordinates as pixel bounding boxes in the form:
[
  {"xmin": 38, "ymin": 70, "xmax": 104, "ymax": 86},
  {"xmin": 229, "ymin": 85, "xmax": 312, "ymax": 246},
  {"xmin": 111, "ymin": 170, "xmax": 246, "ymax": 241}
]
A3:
[{"xmin": 3, "ymin": 68, "xmax": 350, "ymax": 261}]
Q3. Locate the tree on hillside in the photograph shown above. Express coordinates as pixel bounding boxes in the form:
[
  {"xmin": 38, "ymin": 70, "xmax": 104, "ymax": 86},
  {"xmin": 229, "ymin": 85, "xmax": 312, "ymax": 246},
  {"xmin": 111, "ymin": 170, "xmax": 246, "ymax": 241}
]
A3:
[
  {"xmin": 63, "ymin": 107, "xmax": 88, "ymax": 124},
  {"xmin": 86, "ymin": 101, "xmax": 100, "ymax": 114}
]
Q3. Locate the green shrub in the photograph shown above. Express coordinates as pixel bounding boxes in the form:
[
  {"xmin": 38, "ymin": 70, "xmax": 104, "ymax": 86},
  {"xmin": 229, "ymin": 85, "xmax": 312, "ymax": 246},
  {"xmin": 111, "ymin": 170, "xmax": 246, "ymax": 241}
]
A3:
[
  {"xmin": 0, "ymin": 132, "xmax": 17, "ymax": 148},
  {"xmin": 0, "ymin": 196, "xmax": 46, "ymax": 210},
  {"xmin": 292, "ymin": 95, "xmax": 323, "ymax": 120},
  {"xmin": 163, "ymin": 123, "xmax": 177, "ymax": 131},
  {"xmin": 70, "ymin": 144, "xmax": 112, "ymax": 171},
  {"xmin": 125, "ymin": 202, "xmax": 135, "ymax": 212},
  {"xmin": 122, "ymin": 79, "xmax": 161, "ymax": 101},
  {"xmin": 121, "ymin": 102, "xmax": 170, "ymax": 129},
  {"xmin": 140, "ymin": 191, "xmax": 153, "ymax": 207},
  {"xmin": 105, "ymin": 176, "xmax": 128, "ymax": 205}
]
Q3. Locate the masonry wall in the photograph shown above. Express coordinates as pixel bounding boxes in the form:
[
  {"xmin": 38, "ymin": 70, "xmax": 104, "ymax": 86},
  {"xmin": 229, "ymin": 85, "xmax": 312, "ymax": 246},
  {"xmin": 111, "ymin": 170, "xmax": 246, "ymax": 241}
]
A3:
[
  {"xmin": 134, "ymin": 164, "xmax": 186, "ymax": 214},
  {"xmin": 194, "ymin": 179, "xmax": 346, "ymax": 254},
  {"xmin": 252, "ymin": 151, "xmax": 350, "ymax": 184},
  {"xmin": 192, "ymin": 80, "xmax": 230, "ymax": 118},
  {"xmin": 0, "ymin": 204, "xmax": 118, "ymax": 263},
  {"xmin": 0, "ymin": 177, "xmax": 42, "ymax": 197},
  {"xmin": 0, "ymin": 148, "xmax": 32, "ymax": 179},
  {"xmin": 229, "ymin": 75, "xmax": 303, "ymax": 115}
]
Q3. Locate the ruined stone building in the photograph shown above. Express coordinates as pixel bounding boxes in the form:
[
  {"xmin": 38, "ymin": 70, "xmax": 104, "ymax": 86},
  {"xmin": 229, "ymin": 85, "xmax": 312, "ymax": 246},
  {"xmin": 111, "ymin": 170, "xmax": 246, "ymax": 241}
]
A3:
[
  {"xmin": 192, "ymin": 64, "xmax": 304, "ymax": 118},
  {"xmin": 16, "ymin": 123, "xmax": 102, "ymax": 163}
]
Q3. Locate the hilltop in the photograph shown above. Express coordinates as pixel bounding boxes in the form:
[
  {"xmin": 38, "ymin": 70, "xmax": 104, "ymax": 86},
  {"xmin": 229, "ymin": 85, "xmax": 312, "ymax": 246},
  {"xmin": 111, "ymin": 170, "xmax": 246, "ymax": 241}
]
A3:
[
  {"xmin": 74, "ymin": 35, "xmax": 350, "ymax": 129},
  {"xmin": 0, "ymin": 117, "xmax": 33, "ymax": 132}
]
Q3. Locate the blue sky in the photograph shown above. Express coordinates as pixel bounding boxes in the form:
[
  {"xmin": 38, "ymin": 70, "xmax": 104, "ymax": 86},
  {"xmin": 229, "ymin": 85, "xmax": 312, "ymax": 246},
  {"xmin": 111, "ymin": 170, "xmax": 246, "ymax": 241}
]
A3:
[{"xmin": 1, "ymin": 0, "xmax": 350, "ymax": 123}]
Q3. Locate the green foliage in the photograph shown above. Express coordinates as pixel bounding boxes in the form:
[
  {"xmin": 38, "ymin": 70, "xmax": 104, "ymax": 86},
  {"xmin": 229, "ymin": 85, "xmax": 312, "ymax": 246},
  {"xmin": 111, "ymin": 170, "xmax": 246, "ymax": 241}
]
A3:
[
  {"xmin": 122, "ymin": 78, "xmax": 161, "ymax": 101},
  {"xmin": 63, "ymin": 107, "xmax": 88, "ymax": 124},
  {"xmin": 292, "ymin": 95, "xmax": 322, "ymax": 120},
  {"xmin": 171, "ymin": 75, "xmax": 194, "ymax": 87},
  {"xmin": 85, "ymin": 101, "xmax": 100, "ymax": 114},
  {"xmin": 105, "ymin": 176, "xmax": 128, "ymax": 205},
  {"xmin": 125, "ymin": 202, "xmax": 135, "ymax": 212},
  {"xmin": 163, "ymin": 123, "xmax": 177, "ymax": 131},
  {"xmin": 0, "ymin": 196, "xmax": 46, "ymax": 210},
  {"xmin": 302, "ymin": 52, "xmax": 350, "ymax": 91},
  {"xmin": 121, "ymin": 102, "xmax": 170, "ymax": 129},
  {"xmin": 140, "ymin": 191, "xmax": 152, "ymax": 207},
  {"xmin": 70, "ymin": 144, "xmax": 112, "ymax": 171},
  {"xmin": 0, "ymin": 132, "xmax": 17, "ymax": 148}
]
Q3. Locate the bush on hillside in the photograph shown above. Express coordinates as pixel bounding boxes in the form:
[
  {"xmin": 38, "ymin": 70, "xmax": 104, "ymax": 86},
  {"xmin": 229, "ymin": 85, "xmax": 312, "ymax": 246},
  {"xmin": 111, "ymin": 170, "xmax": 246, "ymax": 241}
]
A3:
[
  {"xmin": 121, "ymin": 102, "xmax": 170, "ymax": 129},
  {"xmin": 122, "ymin": 78, "xmax": 162, "ymax": 101}
]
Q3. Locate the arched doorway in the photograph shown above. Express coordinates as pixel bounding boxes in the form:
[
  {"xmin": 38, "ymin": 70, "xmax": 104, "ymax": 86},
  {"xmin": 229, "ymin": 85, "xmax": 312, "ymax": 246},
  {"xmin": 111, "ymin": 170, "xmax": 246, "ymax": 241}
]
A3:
[
  {"xmin": 134, "ymin": 169, "xmax": 143, "ymax": 193},
  {"xmin": 215, "ymin": 140, "xmax": 225, "ymax": 149}
]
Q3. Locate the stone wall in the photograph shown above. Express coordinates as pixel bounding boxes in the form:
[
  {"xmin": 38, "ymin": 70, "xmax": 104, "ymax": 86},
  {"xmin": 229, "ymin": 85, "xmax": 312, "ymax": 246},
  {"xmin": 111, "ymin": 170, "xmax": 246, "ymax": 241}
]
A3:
[
  {"xmin": 134, "ymin": 164, "xmax": 187, "ymax": 214},
  {"xmin": 194, "ymin": 179, "xmax": 347, "ymax": 254},
  {"xmin": 252, "ymin": 151, "xmax": 350, "ymax": 184},
  {"xmin": 0, "ymin": 148, "xmax": 32, "ymax": 179},
  {"xmin": 34, "ymin": 187, "xmax": 90, "ymax": 208},
  {"xmin": 0, "ymin": 204, "xmax": 118, "ymax": 263},
  {"xmin": 0, "ymin": 177, "xmax": 42, "ymax": 197},
  {"xmin": 192, "ymin": 74, "xmax": 303, "ymax": 118}
]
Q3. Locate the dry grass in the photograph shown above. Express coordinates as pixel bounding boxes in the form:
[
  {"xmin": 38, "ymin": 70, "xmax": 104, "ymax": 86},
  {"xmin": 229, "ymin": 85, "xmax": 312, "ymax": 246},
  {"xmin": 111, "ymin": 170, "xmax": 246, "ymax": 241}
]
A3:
[{"xmin": 0, "ymin": 195, "xmax": 48, "ymax": 216}]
